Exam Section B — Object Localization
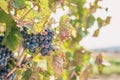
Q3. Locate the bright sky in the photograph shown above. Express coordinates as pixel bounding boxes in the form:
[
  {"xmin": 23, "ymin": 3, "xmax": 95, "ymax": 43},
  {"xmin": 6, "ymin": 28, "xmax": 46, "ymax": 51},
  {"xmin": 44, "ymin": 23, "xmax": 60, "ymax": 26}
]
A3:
[{"xmin": 80, "ymin": 0, "xmax": 120, "ymax": 49}]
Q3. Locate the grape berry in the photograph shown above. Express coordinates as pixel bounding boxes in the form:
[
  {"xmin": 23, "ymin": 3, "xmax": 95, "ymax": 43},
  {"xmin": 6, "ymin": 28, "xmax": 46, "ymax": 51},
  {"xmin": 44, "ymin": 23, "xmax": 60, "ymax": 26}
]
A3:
[{"xmin": 21, "ymin": 27, "xmax": 54, "ymax": 56}]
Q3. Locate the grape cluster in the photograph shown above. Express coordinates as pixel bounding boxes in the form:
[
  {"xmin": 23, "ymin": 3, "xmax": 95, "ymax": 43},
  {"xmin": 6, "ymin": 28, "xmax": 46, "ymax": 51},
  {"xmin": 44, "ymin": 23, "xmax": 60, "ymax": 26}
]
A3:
[
  {"xmin": 21, "ymin": 27, "xmax": 54, "ymax": 56},
  {"xmin": 0, "ymin": 67, "xmax": 15, "ymax": 80},
  {"xmin": 0, "ymin": 36, "xmax": 16, "ymax": 80},
  {"xmin": 39, "ymin": 29, "xmax": 54, "ymax": 56},
  {"xmin": 21, "ymin": 27, "xmax": 39, "ymax": 53}
]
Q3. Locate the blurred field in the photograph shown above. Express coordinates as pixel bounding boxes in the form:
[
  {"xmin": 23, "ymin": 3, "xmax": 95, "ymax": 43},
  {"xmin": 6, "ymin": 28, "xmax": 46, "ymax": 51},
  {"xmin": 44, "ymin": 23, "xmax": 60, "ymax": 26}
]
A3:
[{"xmin": 91, "ymin": 51, "xmax": 120, "ymax": 80}]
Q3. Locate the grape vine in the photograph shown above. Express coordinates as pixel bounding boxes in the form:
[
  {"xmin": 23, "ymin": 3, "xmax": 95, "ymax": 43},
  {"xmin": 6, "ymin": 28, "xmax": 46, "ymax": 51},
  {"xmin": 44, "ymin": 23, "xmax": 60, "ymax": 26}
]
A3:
[{"xmin": 0, "ymin": 0, "xmax": 110, "ymax": 79}]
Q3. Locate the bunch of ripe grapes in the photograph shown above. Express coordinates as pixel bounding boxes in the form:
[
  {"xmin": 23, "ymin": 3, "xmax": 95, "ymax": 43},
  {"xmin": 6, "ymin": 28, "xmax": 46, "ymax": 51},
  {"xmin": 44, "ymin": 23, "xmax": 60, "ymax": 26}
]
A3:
[
  {"xmin": 21, "ymin": 27, "xmax": 54, "ymax": 56},
  {"xmin": 0, "ymin": 36, "xmax": 16, "ymax": 80}
]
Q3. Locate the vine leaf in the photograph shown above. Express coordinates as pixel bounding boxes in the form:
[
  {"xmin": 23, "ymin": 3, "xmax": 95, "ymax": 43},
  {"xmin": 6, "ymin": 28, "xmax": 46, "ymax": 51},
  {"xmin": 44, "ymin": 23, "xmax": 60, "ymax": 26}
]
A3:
[
  {"xmin": 105, "ymin": 16, "xmax": 111, "ymax": 25},
  {"xmin": 97, "ymin": 17, "xmax": 103, "ymax": 28},
  {"xmin": 33, "ymin": 54, "xmax": 41, "ymax": 62},
  {"xmin": 22, "ymin": 69, "xmax": 32, "ymax": 80},
  {"xmin": 39, "ymin": 0, "xmax": 50, "ymax": 16},
  {"xmin": 87, "ymin": 15, "xmax": 95, "ymax": 28},
  {"xmin": 93, "ymin": 29, "xmax": 100, "ymax": 37},
  {"xmin": 53, "ymin": 55, "xmax": 64, "ymax": 78},
  {"xmin": 13, "ymin": 0, "xmax": 26, "ymax": 9},
  {"xmin": 79, "ymin": 64, "xmax": 92, "ymax": 80},
  {"xmin": 37, "ymin": 60, "xmax": 47, "ymax": 71},
  {"xmin": 59, "ymin": 26, "xmax": 71, "ymax": 41},
  {"xmin": 97, "ymin": 16, "xmax": 111, "ymax": 28},
  {"xmin": 0, "ymin": 10, "xmax": 13, "ymax": 23},
  {"xmin": 89, "ymin": 5, "xmax": 96, "ymax": 14},
  {"xmin": 0, "ymin": 0, "xmax": 8, "ymax": 14},
  {"xmin": 0, "ymin": 10, "xmax": 21, "ymax": 51},
  {"xmin": 59, "ymin": 15, "xmax": 72, "ymax": 41},
  {"xmin": 3, "ymin": 25, "xmax": 21, "ymax": 51},
  {"xmin": 71, "ymin": 27, "xmax": 77, "ymax": 38}
]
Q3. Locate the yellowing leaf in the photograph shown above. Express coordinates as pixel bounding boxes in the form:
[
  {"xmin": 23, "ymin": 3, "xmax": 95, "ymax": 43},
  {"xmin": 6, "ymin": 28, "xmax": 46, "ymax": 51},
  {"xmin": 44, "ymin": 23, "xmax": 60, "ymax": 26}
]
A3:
[
  {"xmin": 79, "ymin": 64, "xmax": 92, "ymax": 80},
  {"xmin": 71, "ymin": 27, "xmax": 77, "ymax": 38},
  {"xmin": 40, "ymin": 0, "xmax": 50, "ymax": 16},
  {"xmin": 89, "ymin": 5, "xmax": 96, "ymax": 14},
  {"xmin": 33, "ymin": 23, "xmax": 43, "ymax": 33},
  {"xmin": 33, "ymin": 54, "xmax": 41, "ymax": 62},
  {"xmin": 59, "ymin": 26, "xmax": 71, "ymax": 41},
  {"xmin": 93, "ymin": 29, "xmax": 99, "ymax": 37},
  {"xmin": 53, "ymin": 55, "xmax": 64, "ymax": 77},
  {"xmin": 0, "ymin": 0, "xmax": 8, "ymax": 14},
  {"xmin": 59, "ymin": 15, "xmax": 72, "ymax": 41},
  {"xmin": 60, "ymin": 15, "xmax": 70, "ymax": 26},
  {"xmin": 105, "ymin": 16, "xmax": 111, "ymax": 25}
]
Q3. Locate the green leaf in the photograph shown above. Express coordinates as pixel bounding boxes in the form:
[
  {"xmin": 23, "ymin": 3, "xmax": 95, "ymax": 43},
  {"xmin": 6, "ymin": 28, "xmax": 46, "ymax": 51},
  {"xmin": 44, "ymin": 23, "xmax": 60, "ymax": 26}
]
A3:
[
  {"xmin": 75, "ymin": 66, "xmax": 81, "ymax": 73},
  {"xmin": 0, "ymin": 10, "xmax": 12, "ymax": 23},
  {"xmin": 77, "ymin": 28, "xmax": 86, "ymax": 39},
  {"xmin": 22, "ymin": 69, "xmax": 32, "ymax": 80},
  {"xmin": 97, "ymin": 17, "xmax": 103, "ymax": 28},
  {"xmin": 57, "ymin": 77, "xmax": 63, "ymax": 80},
  {"xmin": 0, "ymin": 10, "xmax": 21, "ymax": 50},
  {"xmin": 13, "ymin": 0, "xmax": 26, "ymax": 9},
  {"xmin": 87, "ymin": 15, "xmax": 95, "ymax": 28},
  {"xmin": 65, "ymin": 52, "xmax": 72, "ymax": 61},
  {"xmin": 3, "ymin": 26, "xmax": 21, "ymax": 50},
  {"xmin": 0, "ymin": 0, "xmax": 8, "ymax": 14}
]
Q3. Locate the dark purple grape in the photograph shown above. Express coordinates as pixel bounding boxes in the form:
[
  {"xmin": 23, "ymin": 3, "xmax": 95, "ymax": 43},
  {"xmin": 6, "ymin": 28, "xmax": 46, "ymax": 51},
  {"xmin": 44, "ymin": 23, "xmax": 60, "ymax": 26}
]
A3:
[
  {"xmin": 29, "ymin": 49, "xmax": 35, "ymax": 53},
  {"xmin": 44, "ymin": 36, "xmax": 49, "ymax": 40},
  {"xmin": 40, "ymin": 48, "xmax": 49, "ymax": 56},
  {"xmin": 48, "ymin": 45, "xmax": 54, "ymax": 51},
  {"xmin": 44, "ymin": 45, "xmax": 49, "ymax": 48},
  {"xmin": 39, "ymin": 35, "xmax": 44, "ymax": 41}
]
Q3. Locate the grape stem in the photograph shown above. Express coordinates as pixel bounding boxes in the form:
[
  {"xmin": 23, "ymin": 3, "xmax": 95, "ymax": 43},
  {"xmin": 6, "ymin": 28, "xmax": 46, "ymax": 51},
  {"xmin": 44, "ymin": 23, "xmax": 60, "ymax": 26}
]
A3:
[{"xmin": 5, "ymin": 48, "xmax": 26, "ymax": 79}]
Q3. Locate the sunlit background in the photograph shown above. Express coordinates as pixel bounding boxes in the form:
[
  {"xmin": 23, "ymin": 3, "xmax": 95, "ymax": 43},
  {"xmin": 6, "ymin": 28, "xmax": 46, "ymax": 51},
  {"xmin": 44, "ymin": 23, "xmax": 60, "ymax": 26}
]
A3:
[{"xmin": 80, "ymin": 0, "xmax": 120, "ymax": 49}]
